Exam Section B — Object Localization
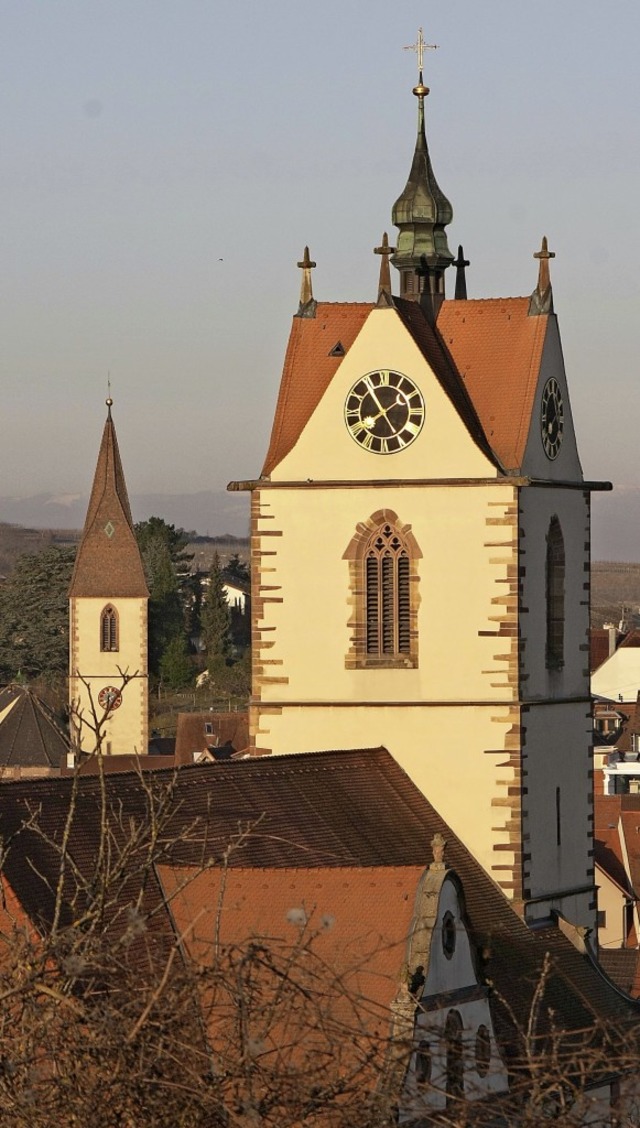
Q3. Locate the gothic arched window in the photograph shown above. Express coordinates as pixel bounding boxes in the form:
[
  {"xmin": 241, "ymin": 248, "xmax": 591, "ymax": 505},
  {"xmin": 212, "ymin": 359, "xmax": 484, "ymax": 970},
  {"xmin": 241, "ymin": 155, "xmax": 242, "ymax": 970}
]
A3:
[
  {"xmin": 445, "ymin": 1010, "xmax": 464, "ymax": 1107},
  {"xmin": 100, "ymin": 605, "xmax": 119, "ymax": 653},
  {"xmin": 343, "ymin": 510, "xmax": 421, "ymax": 669},
  {"xmin": 546, "ymin": 517, "xmax": 565, "ymax": 670}
]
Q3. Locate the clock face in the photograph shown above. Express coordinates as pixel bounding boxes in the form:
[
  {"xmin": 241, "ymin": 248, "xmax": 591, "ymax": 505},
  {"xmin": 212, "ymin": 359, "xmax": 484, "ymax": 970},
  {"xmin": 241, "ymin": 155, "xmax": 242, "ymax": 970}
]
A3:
[
  {"xmin": 98, "ymin": 686, "xmax": 122, "ymax": 711},
  {"xmin": 540, "ymin": 378, "xmax": 564, "ymax": 460},
  {"xmin": 345, "ymin": 370, "xmax": 425, "ymax": 454}
]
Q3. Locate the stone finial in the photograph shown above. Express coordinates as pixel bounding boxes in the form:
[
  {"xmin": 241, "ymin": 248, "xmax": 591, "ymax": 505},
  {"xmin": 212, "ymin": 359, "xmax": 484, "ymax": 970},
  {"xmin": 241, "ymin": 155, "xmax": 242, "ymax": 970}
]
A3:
[
  {"xmin": 296, "ymin": 246, "xmax": 317, "ymax": 318},
  {"xmin": 453, "ymin": 244, "xmax": 470, "ymax": 301},
  {"xmin": 528, "ymin": 236, "xmax": 555, "ymax": 316},
  {"xmin": 430, "ymin": 832, "xmax": 447, "ymax": 870},
  {"xmin": 374, "ymin": 232, "xmax": 396, "ymax": 306}
]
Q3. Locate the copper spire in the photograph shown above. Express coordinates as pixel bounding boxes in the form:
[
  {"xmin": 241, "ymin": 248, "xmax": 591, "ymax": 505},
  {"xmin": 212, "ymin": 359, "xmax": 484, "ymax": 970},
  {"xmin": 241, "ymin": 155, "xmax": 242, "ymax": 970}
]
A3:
[
  {"xmin": 296, "ymin": 246, "xmax": 317, "ymax": 318},
  {"xmin": 528, "ymin": 236, "xmax": 555, "ymax": 316},
  {"xmin": 392, "ymin": 27, "xmax": 453, "ymax": 307},
  {"xmin": 374, "ymin": 232, "xmax": 396, "ymax": 306}
]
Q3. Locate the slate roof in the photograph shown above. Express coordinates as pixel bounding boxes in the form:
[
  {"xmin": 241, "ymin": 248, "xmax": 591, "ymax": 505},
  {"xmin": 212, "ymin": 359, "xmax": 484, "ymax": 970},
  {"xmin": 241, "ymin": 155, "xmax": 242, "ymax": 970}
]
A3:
[
  {"xmin": 0, "ymin": 685, "xmax": 69, "ymax": 771},
  {"xmin": 69, "ymin": 406, "xmax": 148, "ymax": 598},
  {"xmin": 261, "ymin": 297, "xmax": 549, "ymax": 477},
  {"xmin": 0, "ymin": 746, "xmax": 636, "ymax": 1058}
]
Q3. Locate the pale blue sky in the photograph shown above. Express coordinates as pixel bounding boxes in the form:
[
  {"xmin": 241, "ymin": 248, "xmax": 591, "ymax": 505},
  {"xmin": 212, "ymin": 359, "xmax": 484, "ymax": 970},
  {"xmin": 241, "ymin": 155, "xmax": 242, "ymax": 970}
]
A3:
[{"xmin": 1, "ymin": 2, "xmax": 639, "ymax": 532}]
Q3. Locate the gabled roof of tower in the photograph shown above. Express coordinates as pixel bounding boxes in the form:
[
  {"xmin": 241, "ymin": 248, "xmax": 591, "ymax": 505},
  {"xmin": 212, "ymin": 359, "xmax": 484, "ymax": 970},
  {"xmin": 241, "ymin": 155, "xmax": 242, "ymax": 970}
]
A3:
[
  {"xmin": 0, "ymin": 684, "xmax": 69, "ymax": 769},
  {"xmin": 437, "ymin": 298, "xmax": 548, "ymax": 471},
  {"xmin": 262, "ymin": 303, "xmax": 373, "ymax": 476},
  {"xmin": 261, "ymin": 297, "xmax": 549, "ymax": 477},
  {"xmin": 69, "ymin": 403, "xmax": 148, "ymax": 598}
]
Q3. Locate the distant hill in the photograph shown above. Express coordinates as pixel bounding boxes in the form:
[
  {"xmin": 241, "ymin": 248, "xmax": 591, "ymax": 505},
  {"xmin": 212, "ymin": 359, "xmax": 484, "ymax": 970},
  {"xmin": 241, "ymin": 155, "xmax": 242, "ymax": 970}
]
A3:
[
  {"xmin": 0, "ymin": 524, "xmax": 79, "ymax": 577},
  {"xmin": 0, "ymin": 490, "xmax": 249, "ymax": 540}
]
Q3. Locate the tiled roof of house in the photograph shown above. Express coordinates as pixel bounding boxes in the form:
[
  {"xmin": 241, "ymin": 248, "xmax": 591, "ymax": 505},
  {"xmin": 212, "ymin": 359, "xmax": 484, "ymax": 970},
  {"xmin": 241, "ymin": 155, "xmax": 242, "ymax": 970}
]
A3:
[
  {"xmin": 261, "ymin": 297, "xmax": 548, "ymax": 477},
  {"xmin": 174, "ymin": 711, "xmax": 249, "ymax": 765},
  {"xmin": 69, "ymin": 407, "xmax": 148, "ymax": 598},
  {"xmin": 619, "ymin": 631, "xmax": 640, "ymax": 649},
  {"xmin": 591, "ymin": 629, "xmax": 616, "ymax": 672},
  {"xmin": 0, "ymin": 747, "xmax": 635, "ymax": 1055},
  {"xmin": 0, "ymin": 685, "xmax": 69, "ymax": 771}
]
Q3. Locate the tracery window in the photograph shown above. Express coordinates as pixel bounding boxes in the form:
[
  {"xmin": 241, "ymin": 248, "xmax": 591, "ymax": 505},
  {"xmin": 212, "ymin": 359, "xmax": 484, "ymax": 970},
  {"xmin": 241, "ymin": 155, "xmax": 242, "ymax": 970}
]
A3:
[
  {"xmin": 343, "ymin": 510, "xmax": 421, "ymax": 669},
  {"xmin": 546, "ymin": 517, "xmax": 565, "ymax": 670},
  {"xmin": 100, "ymin": 605, "xmax": 119, "ymax": 652},
  {"xmin": 365, "ymin": 524, "xmax": 410, "ymax": 658}
]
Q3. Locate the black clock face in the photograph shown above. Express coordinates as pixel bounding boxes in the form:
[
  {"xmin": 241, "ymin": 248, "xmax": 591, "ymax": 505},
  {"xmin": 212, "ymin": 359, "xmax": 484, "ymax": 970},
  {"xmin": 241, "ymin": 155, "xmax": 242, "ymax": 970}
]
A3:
[
  {"xmin": 345, "ymin": 370, "xmax": 425, "ymax": 454},
  {"xmin": 540, "ymin": 377, "xmax": 564, "ymax": 460}
]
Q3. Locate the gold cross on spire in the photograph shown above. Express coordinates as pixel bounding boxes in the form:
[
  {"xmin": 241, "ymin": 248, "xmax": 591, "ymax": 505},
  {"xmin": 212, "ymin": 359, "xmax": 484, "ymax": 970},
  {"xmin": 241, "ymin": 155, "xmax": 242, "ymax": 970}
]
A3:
[{"xmin": 403, "ymin": 27, "xmax": 438, "ymax": 75}]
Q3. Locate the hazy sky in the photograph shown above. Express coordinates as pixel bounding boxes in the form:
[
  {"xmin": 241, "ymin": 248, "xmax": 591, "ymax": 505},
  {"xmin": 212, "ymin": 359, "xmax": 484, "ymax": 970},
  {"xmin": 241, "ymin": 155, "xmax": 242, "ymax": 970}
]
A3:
[{"xmin": 1, "ymin": 2, "xmax": 639, "ymax": 516}]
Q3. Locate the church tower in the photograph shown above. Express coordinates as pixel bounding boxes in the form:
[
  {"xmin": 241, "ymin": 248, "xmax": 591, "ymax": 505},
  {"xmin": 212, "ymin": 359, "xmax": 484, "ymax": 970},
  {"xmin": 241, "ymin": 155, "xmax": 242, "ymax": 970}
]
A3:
[
  {"xmin": 68, "ymin": 399, "xmax": 149, "ymax": 757},
  {"xmin": 230, "ymin": 34, "xmax": 609, "ymax": 933}
]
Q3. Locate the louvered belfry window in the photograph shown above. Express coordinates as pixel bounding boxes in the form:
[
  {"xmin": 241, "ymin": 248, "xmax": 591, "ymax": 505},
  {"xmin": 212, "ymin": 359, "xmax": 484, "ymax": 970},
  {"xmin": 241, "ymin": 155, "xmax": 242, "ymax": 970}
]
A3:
[
  {"xmin": 100, "ymin": 605, "xmax": 119, "ymax": 652},
  {"xmin": 546, "ymin": 517, "xmax": 565, "ymax": 669},
  {"xmin": 365, "ymin": 524, "xmax": 411, "ymax": 657}
]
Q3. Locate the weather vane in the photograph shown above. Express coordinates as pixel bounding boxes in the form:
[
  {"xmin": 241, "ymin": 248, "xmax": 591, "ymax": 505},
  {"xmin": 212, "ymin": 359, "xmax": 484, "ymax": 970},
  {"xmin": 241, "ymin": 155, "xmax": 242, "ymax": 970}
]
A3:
[{"xmin": 403, "ymin": 27, "xmax": 438, "ymax": 75}]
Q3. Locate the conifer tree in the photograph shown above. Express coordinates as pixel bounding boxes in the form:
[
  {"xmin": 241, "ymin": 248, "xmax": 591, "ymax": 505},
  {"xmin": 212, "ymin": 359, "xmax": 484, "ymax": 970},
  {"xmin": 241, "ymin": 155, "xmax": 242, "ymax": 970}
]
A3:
[{"xmin": 201, "ymin": 553, "xmax": 231, "ymax": 672}]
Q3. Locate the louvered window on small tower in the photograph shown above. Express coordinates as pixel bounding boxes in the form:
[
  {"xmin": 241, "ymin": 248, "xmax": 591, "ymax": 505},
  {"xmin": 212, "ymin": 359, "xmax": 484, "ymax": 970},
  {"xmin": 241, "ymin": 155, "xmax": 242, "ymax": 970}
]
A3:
[
  {"xmin": 365, "ymin": 524, "xmax": 411, "ymax": 658},
  {"xmin": 546, "ymin": 517, "xmax": 565, "ymax": 670},
  {"xmin": 100, "ymin": 605, "xmax": 119, "ymax": 652}
]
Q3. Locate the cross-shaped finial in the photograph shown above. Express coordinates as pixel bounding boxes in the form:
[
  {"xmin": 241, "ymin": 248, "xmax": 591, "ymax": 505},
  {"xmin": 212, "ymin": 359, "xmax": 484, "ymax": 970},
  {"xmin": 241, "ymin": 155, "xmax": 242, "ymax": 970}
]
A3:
[
  {"xmin": 297, "ymin": 246, "xmax": 317, "ymax": 315},
  {"xmin": 533, "ymin": 235, "xmax": 555, "ymax": 295},
  {"xmin": 374, "ymin": 232, "xmax": 396, "ymax": 304},
  {"xmin": 403, "ymin": 27, "xmax": 438, "ymax": 75}
]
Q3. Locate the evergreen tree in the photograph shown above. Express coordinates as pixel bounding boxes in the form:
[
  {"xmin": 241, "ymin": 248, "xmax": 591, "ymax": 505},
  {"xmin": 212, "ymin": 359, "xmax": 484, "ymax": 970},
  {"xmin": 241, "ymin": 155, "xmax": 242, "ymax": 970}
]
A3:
[
  {"xmin": 201, "ymin": 553, "xmax": 231, "ymax": 672},
  {"xmin": 135, "ymin": 518, "xmax": 192, "ymax": 675},
  {"xmin": 159, "ymin": 634, "xmax": 193, "ymax": 690},
  {"xmin": 0, "ymin": 545, "xmax": 75, "ymax": 682}
]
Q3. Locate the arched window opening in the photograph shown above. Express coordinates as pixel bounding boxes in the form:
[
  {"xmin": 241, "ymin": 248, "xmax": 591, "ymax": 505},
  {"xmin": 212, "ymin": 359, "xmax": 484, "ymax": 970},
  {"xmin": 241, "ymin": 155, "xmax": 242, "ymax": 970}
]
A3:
[
  {"xmin": 100, "ymin": 605, "xmax": 119, "ymax": 653},
  {"xmin": 343, "ymin": 510, "xmax": 421, "ymax": 670},
  {"xmin": 546, "ymin": 517, "xmax": 565, "ymax": 670},
  {"xmin": 445, "ymin": 1010, "xmax": 464, "ymax": 1107},
  {"xmin": 365, "ymin": 524, "xmax": 411, "ymax": 658},
  {"xmin": 415, "ymin": 1040, "xmax": 431, "ymax": 1086},
  {"xmin": 475, "ymin": 1025, "xmax": 491, "ymax": 1078}
]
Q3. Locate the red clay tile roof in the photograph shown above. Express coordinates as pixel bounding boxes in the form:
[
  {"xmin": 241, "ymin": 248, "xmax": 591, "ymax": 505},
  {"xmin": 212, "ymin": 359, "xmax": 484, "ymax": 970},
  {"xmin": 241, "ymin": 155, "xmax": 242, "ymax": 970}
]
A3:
[
  {"xmin": 261, "ymin": 297, "xmax": 548, "ymax": 477},
  {"xmin": 174, "ymin": 711, "xmax": 249, "ymax": 765},
  {"xmin": 619, "ymin": 630, "xmax": 640, "ymax": 649},
  {"xmin": 262, "ymin": 303, "xmax": 373, "ymax": 476},
  {"xmin": 437, "ymin": 298, "xmax": 548, "ymax": 472},
  {"xmin": 0, "ymin": 747, "xmax": 635, "ymax": 1051},
  {"xmin": 69, "ymin": 409, "xmax": 148, "ymax": 598},
  {"xmin": 591, "ymin": 629, "xmax": 614, "ymax": 672}
]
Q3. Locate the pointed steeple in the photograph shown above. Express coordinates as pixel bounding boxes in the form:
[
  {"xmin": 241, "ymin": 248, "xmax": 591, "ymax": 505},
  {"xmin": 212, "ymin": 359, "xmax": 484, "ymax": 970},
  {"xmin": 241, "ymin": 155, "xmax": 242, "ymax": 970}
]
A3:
[
  {"xmin": 69, "ymin": 399, "xmax": 148, "ymax": 598},
  {"xmin": 295, "ymin": 246, "xmax": 317, "ymax": 319},
  {"xmin": 528, "ymin": 236, "xmax": 555, "ymax": 316},
  {"xmin": 392, "ymin": 30, "xmax": 454, "ymax": 306},
  {"xmin": 374, "ymin": 232, "xmax": 396, "ymax": 307}
]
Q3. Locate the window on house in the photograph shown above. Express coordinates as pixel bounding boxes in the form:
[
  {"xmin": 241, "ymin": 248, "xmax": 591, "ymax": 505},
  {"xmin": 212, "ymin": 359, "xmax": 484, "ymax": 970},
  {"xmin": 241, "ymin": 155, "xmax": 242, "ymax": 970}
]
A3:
[
  {"xmin": 343, "ymin": 511, "xmax": 421, "ymax": 670},
  {"xmin": 475, "ymin": 1025, "xmax": 491, "ymax": 1078},
  {"xmin": 100, "ymin": 605, "xmax": 119, "ymax": 652},
  {"xmin": 546, "ymin": 517, "xmax": 565, "ymax": 670},
  {"xmin": 597, "ymin": 910, "xmax": 607, "ymax": 930}
]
